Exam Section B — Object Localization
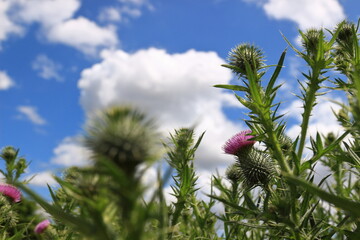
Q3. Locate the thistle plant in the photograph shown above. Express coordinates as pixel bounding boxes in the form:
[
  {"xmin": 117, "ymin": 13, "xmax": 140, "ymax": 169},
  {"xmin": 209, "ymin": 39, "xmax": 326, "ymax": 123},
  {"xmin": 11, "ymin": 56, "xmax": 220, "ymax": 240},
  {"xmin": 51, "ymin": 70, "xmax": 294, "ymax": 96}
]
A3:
[
  {"xmin": 164, "ymin": 128, "xmax": 217, "ymax": 239},
  {"xmin": 213, "ymin": 19, "xmax": 360, "ymax": 240},
  {"xmin": 2, "ymin": 19, "xmax": 360, "ymax": 240},
  {"xmin": 0, "ymin": 146, "xmax": 43, "ymax": 239}
]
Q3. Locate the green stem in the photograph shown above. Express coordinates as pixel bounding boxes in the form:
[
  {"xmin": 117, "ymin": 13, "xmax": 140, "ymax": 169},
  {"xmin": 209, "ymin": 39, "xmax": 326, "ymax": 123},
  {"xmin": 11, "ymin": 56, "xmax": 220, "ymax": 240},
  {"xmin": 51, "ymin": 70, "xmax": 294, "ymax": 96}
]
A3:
[
  {"xmin": 297, "ymin": 68, "xmax": 321, "ymax": 159},
  {"xmin": 264, "ymin": 120, "xmax": 291, "ymax": 174}
]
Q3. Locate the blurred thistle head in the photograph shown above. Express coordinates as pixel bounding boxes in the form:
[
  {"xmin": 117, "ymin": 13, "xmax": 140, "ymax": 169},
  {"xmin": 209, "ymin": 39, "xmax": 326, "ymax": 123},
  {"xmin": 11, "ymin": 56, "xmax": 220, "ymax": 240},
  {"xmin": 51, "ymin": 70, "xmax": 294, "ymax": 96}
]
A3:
[
  {"xmin": 0, "ymin": 183, "xmax": 21, "ymax": 203},
  {"xmin": 84, "ymin": 106, "xmax": 160, "ymax": 173},
  {"xmin": 223, "ymin": 130, "xmax": 256, "ymax": 156},
  {"xmin": 279, "ymin": 134, "xmax": 293, "ymax": 153},
  {"xmin": 301, "ymin": 28, "xmax": 325, "ymax": 57},
  {"xmin": 225, "ymin": 163, "xmax": 241, "ymax": 184},
  {"xmin": 34, "ymin": 219, "xmax": 51, "ymax": 234},
  {"xmin": 236, "ymin": 149, "xmax": 274, "ymax": 190},
  {"xmin": 335, "ymin": 21, "xmax": 357, "ymax": 46},
  {"xmin": 225, "ymin": 43, "xmax": 265, "ymax": 78}
]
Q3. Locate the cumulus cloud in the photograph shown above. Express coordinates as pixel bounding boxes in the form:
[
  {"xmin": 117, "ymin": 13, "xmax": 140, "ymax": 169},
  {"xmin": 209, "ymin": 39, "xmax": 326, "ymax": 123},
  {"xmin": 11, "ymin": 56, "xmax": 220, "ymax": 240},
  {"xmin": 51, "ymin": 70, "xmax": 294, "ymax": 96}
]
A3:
[
  {"xmin": 51, "ymin": 137, "xmax": 91, "ymax": 167},
  {"xmin": 245, "ymin": 0, "xmax": 345, "ymax": 30},
  {"xmin": 77, "ymin": 48, "xmax": 242, "ymax": 170},
  {"xmin": 1, "ymin": 0, "xmax": 118, "ymax": 55},
  {"xmin": 32, "ymin": 54, "xmax": 63, "ymax": 81},
  {"xmin": 0, "ymin": 71, "xmax": 15, "ymax": 90},
  {"xmin": 47, "ymin": 17, "xmax": 118, "ymax": 56},
  {"xmin": 27, "ymin": 171, "xmax": 57, "ymax": 187},
  {"xmin": 13, "ymin": 0, "xmax": 80, "ymax": 27},
  {"xmin": 0, "ymin": 1, "xmax": 23, "ymax": 45},
  {"xmin": 17, "ymin": 105, "xmax": 47, "ymax": 125}
]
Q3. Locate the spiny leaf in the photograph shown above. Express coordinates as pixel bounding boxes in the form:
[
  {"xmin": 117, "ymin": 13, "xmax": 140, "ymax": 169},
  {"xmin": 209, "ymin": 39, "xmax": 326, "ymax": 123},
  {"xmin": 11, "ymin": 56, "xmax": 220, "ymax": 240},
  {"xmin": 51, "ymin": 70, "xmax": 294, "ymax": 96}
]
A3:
[
  {"xmin": 283, "ymin": 173, "xmax": 360, "ymax": 217},
  {"xmin": 213, "ymin": 84, "xmax": 248, "ymax": 92}
]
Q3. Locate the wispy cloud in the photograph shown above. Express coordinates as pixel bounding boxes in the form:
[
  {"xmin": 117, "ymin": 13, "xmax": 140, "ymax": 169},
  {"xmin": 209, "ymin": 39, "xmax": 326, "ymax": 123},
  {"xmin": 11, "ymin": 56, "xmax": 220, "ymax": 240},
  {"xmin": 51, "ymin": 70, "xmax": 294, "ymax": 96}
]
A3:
[
  {"xmin": 32, "ymin": 54, "xmax": 63, "ymax": 81},
  {"xmin": 17, "ymin": 105, "xmax": 47, "ymax": 125}
]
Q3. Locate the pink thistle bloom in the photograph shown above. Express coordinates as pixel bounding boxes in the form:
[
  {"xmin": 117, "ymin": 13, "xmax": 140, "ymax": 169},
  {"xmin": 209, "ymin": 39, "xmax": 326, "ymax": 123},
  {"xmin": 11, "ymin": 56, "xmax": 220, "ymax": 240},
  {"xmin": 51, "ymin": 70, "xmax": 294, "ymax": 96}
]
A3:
[
  {"xmin": 0, "ymin": 183, "xmax": 21, "ymax": 203},
  {"xmin": 223, "ymin": 130, "xmax": 256, "ymax": 155},
  {"xmin": 34, "ymin": 219, "xmax": 51, "ymax": 234}
]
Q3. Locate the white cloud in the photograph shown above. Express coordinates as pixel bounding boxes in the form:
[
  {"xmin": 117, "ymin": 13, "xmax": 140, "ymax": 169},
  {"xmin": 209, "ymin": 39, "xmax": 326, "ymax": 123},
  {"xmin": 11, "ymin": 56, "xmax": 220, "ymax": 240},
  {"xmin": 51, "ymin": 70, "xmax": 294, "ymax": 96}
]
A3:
[
  {"xmin": 32, "ymin": 54, "xmax": 63, "ymax": 81},
  {"xmin": 246, "ymin": 0, "xmax": 345, "ymax": 30},
  {"xmin": 99, "ymin": 7, "xmax": 122, "ymax": 22},
  {"xmin": 47, "ymin": 17, "xmax": 118, "ymax": 56},
  {"xmin": 1, "ymin": 0, "xmax": 118, "ymax": 56},
  {"xmin": 284, "ymin": 96, "xmax": 343, "ymax": 140},
  {"xmin": 13, "ymin": 0, "xmax": 80, "ymax": 27},
  {"xmin": 78, "ymin": 48, "xmax": 242, "ymax": 170},
  {"xmin": 17, "ymin": 105, "xmax": 47, "ymax": 125},
  {"xmin": 0, "ymin": 71, "xmax": 15, "ymax": 90},
  {"xmin": 0, "ymin": 1, "xmax": 23, "ymax": 45},
  {"xmin": 27, "ymin": 171, "xmax": 57, "ymax": 187},
  {"xmin": 51, "ymin": 137, "xmax": 91, "ymax": 167},
  {"xmin": 98, "ymin": 5, "xmax": 143, "ymax": 24}
]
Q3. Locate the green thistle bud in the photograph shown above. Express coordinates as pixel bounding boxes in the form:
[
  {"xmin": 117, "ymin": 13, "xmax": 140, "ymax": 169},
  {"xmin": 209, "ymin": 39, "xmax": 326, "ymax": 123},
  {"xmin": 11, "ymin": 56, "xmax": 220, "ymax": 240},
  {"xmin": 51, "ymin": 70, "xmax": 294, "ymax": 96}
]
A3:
[
  {"xmin": 335, "ymin": 21, "xmax": 356, "ymax": 46},
  {"xmin": 225, "ymin": 163, "xmax": 241, "ymax": 184},
  {"xmin": 0, "ymin": 146, "xmax": 18, "ymax": 165},
  {"xmin": 301, "ymin": 28, "xmax": 325, "ymax": 58},
  {"xmin": 279, "ymin": 134, "xmax": 293, "ymax": 153},
  {"xmin": 333, "ymin": 21, "xmax": 357, "ymax": 75},
  {"xmin": 225, "ymin": 43, "xmax": 265, "ymax": 78},
  {"xmin": 84, "ymin": 106, "xmax": 160, "ymax": 174},
  {"xmin": 236, "ymin": 149, "xmax": 274, "ymax": 190}
]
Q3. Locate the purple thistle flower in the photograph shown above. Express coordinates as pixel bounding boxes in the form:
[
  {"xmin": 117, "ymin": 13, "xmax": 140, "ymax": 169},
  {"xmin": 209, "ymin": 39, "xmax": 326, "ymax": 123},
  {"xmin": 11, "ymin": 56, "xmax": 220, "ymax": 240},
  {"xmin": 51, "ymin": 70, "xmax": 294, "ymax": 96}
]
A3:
[
  {"xmin": 0, "ymin": 183, "xmax": 21, "ymax": 203},
  {"xmin": 223, "ymin": 130, "xmax": 255, "ymax": 155},
  {"xmin": 34, "ymin": 219, "xmax": 51, "ymax": 234}
]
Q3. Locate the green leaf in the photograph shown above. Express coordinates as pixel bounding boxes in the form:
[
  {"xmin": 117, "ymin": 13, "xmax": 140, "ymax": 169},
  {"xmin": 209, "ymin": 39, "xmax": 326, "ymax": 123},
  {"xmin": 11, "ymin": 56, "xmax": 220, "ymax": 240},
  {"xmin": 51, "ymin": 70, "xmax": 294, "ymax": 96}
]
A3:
[
  {"xmin": 208, "ymin": 194, "xmax": 257, "ymax": 216},
  {"xmin": 283, "ymin": 173, "xmax": 360, "ymax": 217},
  {"xmin": 244, "ymin": 61, "xmax": 262, "ymax": 104},
  {"xmin": 243, "ymin": 192, "xmax": 258, "ymax": 211},
  {"xmin": 16, "ymin": 183, "xmax": 96, "ymax": 236},
  {"xmin": 308, "ymin": 130, "xmax": 350, "ymax": 164},
  {"xmin": 213, "ymin": 84, "xmax": 248, "ymax": 92},
  {"xmin": 266, "ymin": 49, "xmax": 287, "ymax": 96}
]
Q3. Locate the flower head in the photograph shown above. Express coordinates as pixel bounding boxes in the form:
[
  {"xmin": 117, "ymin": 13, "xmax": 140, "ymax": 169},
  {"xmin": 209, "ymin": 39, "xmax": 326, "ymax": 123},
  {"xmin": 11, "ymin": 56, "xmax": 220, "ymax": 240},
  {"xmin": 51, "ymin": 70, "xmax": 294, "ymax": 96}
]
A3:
[
  {"xmin": 226, "ymin": 43, "xmax": 265, "ymax": 78},
  {"xmin": 84, "ymin": 106, "xmax": 160, "ymax": 174},
  {"xmin": 34, "ymin": 219, "xmax": 51, "ymax": 234},
  {"xmin": 0, "ymin": 183, "xmax": 21, "ymax": 203},
  {"xmin": 223, "ymin": 130, "xmax": 255, "ymax": 156}
]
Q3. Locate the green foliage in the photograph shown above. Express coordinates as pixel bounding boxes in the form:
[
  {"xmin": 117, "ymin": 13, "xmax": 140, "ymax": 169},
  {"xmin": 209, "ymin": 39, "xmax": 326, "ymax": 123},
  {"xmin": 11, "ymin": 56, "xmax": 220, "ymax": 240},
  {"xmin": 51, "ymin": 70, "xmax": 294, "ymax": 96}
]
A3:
[
  {"xmin": 2, "ymin": 19, "xmax": 360, "ymax": 239},
  {"xmin": 214, "ymin": 19, "xmax": 360, "ymax": 240}
]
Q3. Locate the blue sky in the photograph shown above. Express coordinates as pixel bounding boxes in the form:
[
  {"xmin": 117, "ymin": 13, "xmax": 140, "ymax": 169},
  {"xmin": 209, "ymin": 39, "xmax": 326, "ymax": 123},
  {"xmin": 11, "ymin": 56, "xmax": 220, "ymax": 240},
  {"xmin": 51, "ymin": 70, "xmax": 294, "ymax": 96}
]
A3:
[{"xmin": 0, "ymin": 0, "xmax": 359, "ymax": 194}]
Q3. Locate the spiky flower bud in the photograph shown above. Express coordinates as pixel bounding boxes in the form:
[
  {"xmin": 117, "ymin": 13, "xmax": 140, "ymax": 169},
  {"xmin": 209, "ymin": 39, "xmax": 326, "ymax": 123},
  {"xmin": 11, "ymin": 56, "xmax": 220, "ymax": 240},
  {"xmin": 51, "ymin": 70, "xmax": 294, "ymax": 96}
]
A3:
[
  {"xmin": 223, "ymin": 130, "xmax": 256, "ymax": 157},
  {"xmin": 225, "ymin": 163, "xmax": 241, "ymax": 184},
  {"xmin": 236, "ymin": 149, "xmax": 274, "ymax": 189},
  {"xmin": 301, "ymin": 28, "xmax": 325, "ymax": 58},
  {"xmin": 226, "ymin": 43, "xmax": 265, "ymax": 78},
  {"xmin": 333, "ymin": 21, "xmax": 357, "ymax": 75},
  {"xmin": 279, "ymin": 134, "xmax": 293, "ymax": 153},
  {"xmin": 0, "ymin": 146, "xmax": 18, "ymax": 164},
  {"xmin": 84, "ymin": 106, "xmax": 159, "ymax": 174},
  {"xmin": 335, "ymin": 21, "xmax": 356, "ymax": 46}
]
